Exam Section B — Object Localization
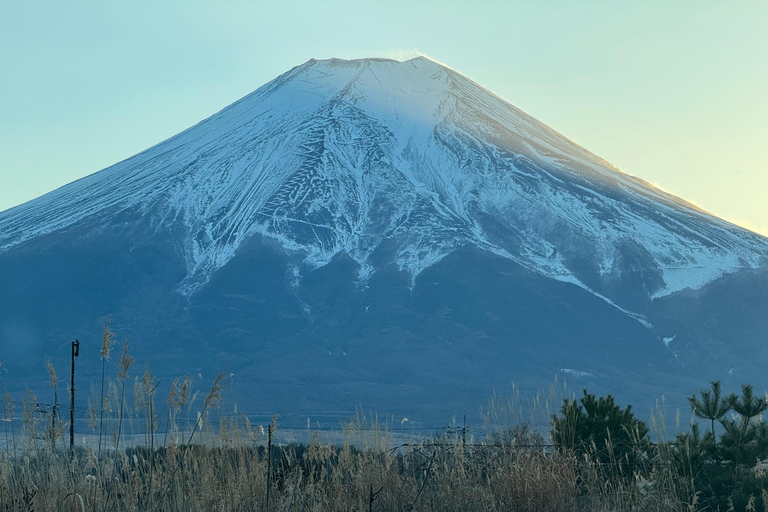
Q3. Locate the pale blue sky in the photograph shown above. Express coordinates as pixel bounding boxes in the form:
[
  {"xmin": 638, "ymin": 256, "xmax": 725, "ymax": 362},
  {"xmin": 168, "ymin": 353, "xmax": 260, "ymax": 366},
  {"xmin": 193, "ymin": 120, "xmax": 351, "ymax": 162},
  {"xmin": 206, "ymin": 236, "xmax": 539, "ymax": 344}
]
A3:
[{"xmin": 1, "ymin": 1, "xmax": 766, "ymax": 234}]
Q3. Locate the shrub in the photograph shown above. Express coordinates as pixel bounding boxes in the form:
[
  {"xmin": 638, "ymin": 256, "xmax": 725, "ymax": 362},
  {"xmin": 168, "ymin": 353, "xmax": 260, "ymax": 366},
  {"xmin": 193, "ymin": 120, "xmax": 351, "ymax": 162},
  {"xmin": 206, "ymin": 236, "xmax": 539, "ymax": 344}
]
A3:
[
  {"xmin": 551, "ymin": 389, "xmax": 650, "ymax": 475},
  {"xmin": 673, "ymin": 382, "xmax": 768, "ymax": 511}
]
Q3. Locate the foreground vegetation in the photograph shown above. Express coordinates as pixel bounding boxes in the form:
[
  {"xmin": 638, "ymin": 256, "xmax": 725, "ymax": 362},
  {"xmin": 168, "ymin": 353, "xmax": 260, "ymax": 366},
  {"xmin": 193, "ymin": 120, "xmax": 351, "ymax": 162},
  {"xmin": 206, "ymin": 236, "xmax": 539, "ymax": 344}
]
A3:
[
  {"xmin": 0, "ymin": 417, "xmax": 681, "ymax": 512},
  {"xmin": 2, "ymin": 324, "xmax": 768, "ymax": 510}
]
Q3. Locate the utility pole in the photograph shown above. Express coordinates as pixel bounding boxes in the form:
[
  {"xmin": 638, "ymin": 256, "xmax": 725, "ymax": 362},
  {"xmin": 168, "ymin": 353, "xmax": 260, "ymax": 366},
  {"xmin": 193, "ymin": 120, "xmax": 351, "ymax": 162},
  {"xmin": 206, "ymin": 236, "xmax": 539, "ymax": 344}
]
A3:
[
  {"xmin": 266, "ymin": 423, "xmax": 274, "ymax": 511},
  {"xmin": 70, "ymin": 340, "xmax": 79, "ymax": 454},
  {"xmin": 51, "ymin": 394, "xmax": 57, "ymax": 450}
]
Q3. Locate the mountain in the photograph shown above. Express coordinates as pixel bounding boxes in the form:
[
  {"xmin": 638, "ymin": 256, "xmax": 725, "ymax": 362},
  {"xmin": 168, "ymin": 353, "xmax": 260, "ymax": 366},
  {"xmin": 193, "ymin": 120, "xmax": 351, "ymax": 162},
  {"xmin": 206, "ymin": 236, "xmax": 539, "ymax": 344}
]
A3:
[{"xmin": 1, "ymin": 57, "xmax": 766, "ymax": 426}]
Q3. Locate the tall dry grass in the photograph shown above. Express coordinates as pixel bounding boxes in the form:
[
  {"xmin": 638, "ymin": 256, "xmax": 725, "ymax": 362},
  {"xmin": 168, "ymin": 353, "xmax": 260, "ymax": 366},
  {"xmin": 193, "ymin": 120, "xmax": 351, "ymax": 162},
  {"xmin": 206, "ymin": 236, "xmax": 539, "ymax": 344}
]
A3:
[
  {"xmin": 0, "ymin": 388, "xmax": 690, "ymax": 512},
  {"xmin": 0, "ymin": 332, "xmax": 693, "ymax": 511}
]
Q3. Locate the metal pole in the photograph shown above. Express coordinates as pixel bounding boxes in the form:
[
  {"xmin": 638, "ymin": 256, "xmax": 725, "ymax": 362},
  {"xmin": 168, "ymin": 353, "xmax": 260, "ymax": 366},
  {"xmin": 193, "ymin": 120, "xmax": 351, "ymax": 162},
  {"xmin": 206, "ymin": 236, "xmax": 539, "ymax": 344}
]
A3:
[
  {"xmin": 51, "ymin": 393, "xmax": 57, "ymax": 450},
  {"xmin": 70, "ymin": 340, "xmax": 79, "ymax": 454},
  {"xmin": 266, "ymin": 423, "xmax": 273, "ymax": 511},
  {"xmin": 462, "ymin": 415, "xmax": 467, "ymax": 454}
]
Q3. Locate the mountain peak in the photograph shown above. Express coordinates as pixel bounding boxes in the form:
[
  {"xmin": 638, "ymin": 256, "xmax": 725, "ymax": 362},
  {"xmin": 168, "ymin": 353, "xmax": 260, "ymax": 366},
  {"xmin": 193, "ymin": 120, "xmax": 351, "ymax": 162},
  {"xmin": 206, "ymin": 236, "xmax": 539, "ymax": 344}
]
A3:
[{"xmin": 301, "ymin": 55, "xmax": 443, "ymax": 68}]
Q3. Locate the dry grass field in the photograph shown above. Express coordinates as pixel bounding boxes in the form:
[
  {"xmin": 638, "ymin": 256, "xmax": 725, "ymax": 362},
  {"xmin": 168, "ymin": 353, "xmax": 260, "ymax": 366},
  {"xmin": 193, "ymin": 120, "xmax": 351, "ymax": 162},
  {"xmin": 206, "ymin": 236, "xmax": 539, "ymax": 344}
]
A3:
[
  {"xmin": 0, "ymin": 331, "xmax": 702, "ymax": 511},
  {"xmin": 0, "ymin": 368, "xmax": 692, "ymax": 512}
]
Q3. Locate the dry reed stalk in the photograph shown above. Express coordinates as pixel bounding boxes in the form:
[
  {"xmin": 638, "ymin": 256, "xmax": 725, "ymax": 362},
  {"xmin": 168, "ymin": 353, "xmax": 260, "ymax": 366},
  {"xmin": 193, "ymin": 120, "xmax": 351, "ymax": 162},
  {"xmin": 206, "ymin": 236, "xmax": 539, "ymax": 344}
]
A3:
[
  {"xmin": 153, "ymin": 369, "xmax": 229, "ymax": 512},
  {"xmin": 114, "ymin": 337, "xmax": 134, "ymax": 452},
  {"xmin": 98, "ymin": 319, "xmax": 116, "ymax": 457},
  {"xmin": 44, "ymin": 358, "xmax": 61, "ymax": 450},
  {"xmin": 2, "ymin": 388, "xmax": 13, "ymax": 457}
]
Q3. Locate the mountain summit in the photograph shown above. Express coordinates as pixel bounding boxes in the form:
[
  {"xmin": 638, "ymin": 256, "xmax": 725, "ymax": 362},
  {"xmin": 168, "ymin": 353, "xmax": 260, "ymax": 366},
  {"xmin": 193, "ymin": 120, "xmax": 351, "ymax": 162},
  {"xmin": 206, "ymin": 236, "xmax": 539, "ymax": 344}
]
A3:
[{"xmin": 1, "ymin": 57, "xmax": 766, "ymax": 423}]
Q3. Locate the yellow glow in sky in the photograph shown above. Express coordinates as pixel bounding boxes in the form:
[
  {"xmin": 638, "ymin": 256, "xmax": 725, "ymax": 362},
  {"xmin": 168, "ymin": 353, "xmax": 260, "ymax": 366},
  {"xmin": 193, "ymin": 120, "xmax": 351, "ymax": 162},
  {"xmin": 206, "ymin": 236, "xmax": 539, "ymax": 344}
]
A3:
[{"xmin": 0, "ymin": 1, "xmax": 766, "ymax": 235}]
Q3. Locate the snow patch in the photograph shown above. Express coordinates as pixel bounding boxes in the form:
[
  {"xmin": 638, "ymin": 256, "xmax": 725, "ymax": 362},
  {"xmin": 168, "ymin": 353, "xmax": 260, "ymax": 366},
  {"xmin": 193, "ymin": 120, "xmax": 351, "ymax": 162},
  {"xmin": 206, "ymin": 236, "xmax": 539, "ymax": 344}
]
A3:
[{"xmin": 560, "ymin": 369, "xmax": 595, "ymax": 378}]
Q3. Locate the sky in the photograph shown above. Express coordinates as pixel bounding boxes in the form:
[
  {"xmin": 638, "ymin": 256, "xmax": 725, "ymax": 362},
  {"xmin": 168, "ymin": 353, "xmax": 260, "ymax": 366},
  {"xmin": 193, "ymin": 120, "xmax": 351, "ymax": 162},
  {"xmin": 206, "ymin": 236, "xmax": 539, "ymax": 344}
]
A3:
[{"xmin": 1, "ymin": 0, "xmax": 766, "ymax": 235}]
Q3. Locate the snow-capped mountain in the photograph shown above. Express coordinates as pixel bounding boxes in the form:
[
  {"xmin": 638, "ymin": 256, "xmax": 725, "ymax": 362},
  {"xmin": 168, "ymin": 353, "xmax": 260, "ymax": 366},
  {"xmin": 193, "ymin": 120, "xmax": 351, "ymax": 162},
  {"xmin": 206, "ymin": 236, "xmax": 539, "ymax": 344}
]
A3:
[
  {"xmin": 2, "ymin": 57, "xmax": 764, "ymax": 301},
  {"xmin": 1, "ymin": 57, "xmax": 766, "ymax": 424}
]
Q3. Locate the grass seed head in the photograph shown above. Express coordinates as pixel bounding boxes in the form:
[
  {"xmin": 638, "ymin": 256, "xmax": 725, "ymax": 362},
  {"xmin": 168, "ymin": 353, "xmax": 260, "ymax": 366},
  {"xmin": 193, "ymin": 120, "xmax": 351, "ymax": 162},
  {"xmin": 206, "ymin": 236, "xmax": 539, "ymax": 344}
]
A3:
[
  {"xmin": 3, "ymin": 387, "xmax": 14, "ymax": 421},
  {"xmin": 116, "ymin": 337, "xmax": 134, "ymax": 380},
  {"xmin": 100, "ymin": 319, "xmax": 116, "ymax": 360},
  {"xmin": 180, "ymin": 376, "xmax": 191, "ymax": 406},
  {"xmin": 102, "ymin": 393, "xmax": 112, "ymax": 413},
  {"xmin": 133, "ymin": 376, "xmax": 147, "ymax": 408},
  {"xmin": 142, "ymin": 364, "xmax": 154, "ymax": 393},
  {"xmin": 22, "ymin": 389, "xmax": 35, "ymax": 426},
  {"xmin": 168, "ymin": 375, "xmax": 192, "ymax": 409},
  {"xmin": 204, "ymin": 369, "xmax": 229, "ymax": 409},
  {"xmin": 86, "ymin": 401, "xmax": 98, "ymax": 430},
  {"xmin": 168, "ymin": 377, "xmax": 180, "ymax": 407},
  {"xmin": 45, "ymin": 358, "xmax": 58, "ymax": 389}
]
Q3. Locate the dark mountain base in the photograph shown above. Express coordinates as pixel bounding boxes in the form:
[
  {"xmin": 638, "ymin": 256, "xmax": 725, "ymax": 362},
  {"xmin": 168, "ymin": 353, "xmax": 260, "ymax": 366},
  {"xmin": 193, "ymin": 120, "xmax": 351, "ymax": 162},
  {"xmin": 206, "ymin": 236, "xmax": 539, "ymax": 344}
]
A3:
[{"xmin": 1, "ymin": 222, "xmax": 766, "ymax": 426}]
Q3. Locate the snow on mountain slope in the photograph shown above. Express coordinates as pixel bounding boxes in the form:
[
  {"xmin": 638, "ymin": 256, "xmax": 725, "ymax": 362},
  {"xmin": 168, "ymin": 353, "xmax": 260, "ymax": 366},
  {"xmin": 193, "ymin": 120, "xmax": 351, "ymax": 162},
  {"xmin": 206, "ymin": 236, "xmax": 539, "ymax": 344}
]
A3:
[{"xmin": 1, "ymin": 56, "xmax": 766, "ymax": 302}]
